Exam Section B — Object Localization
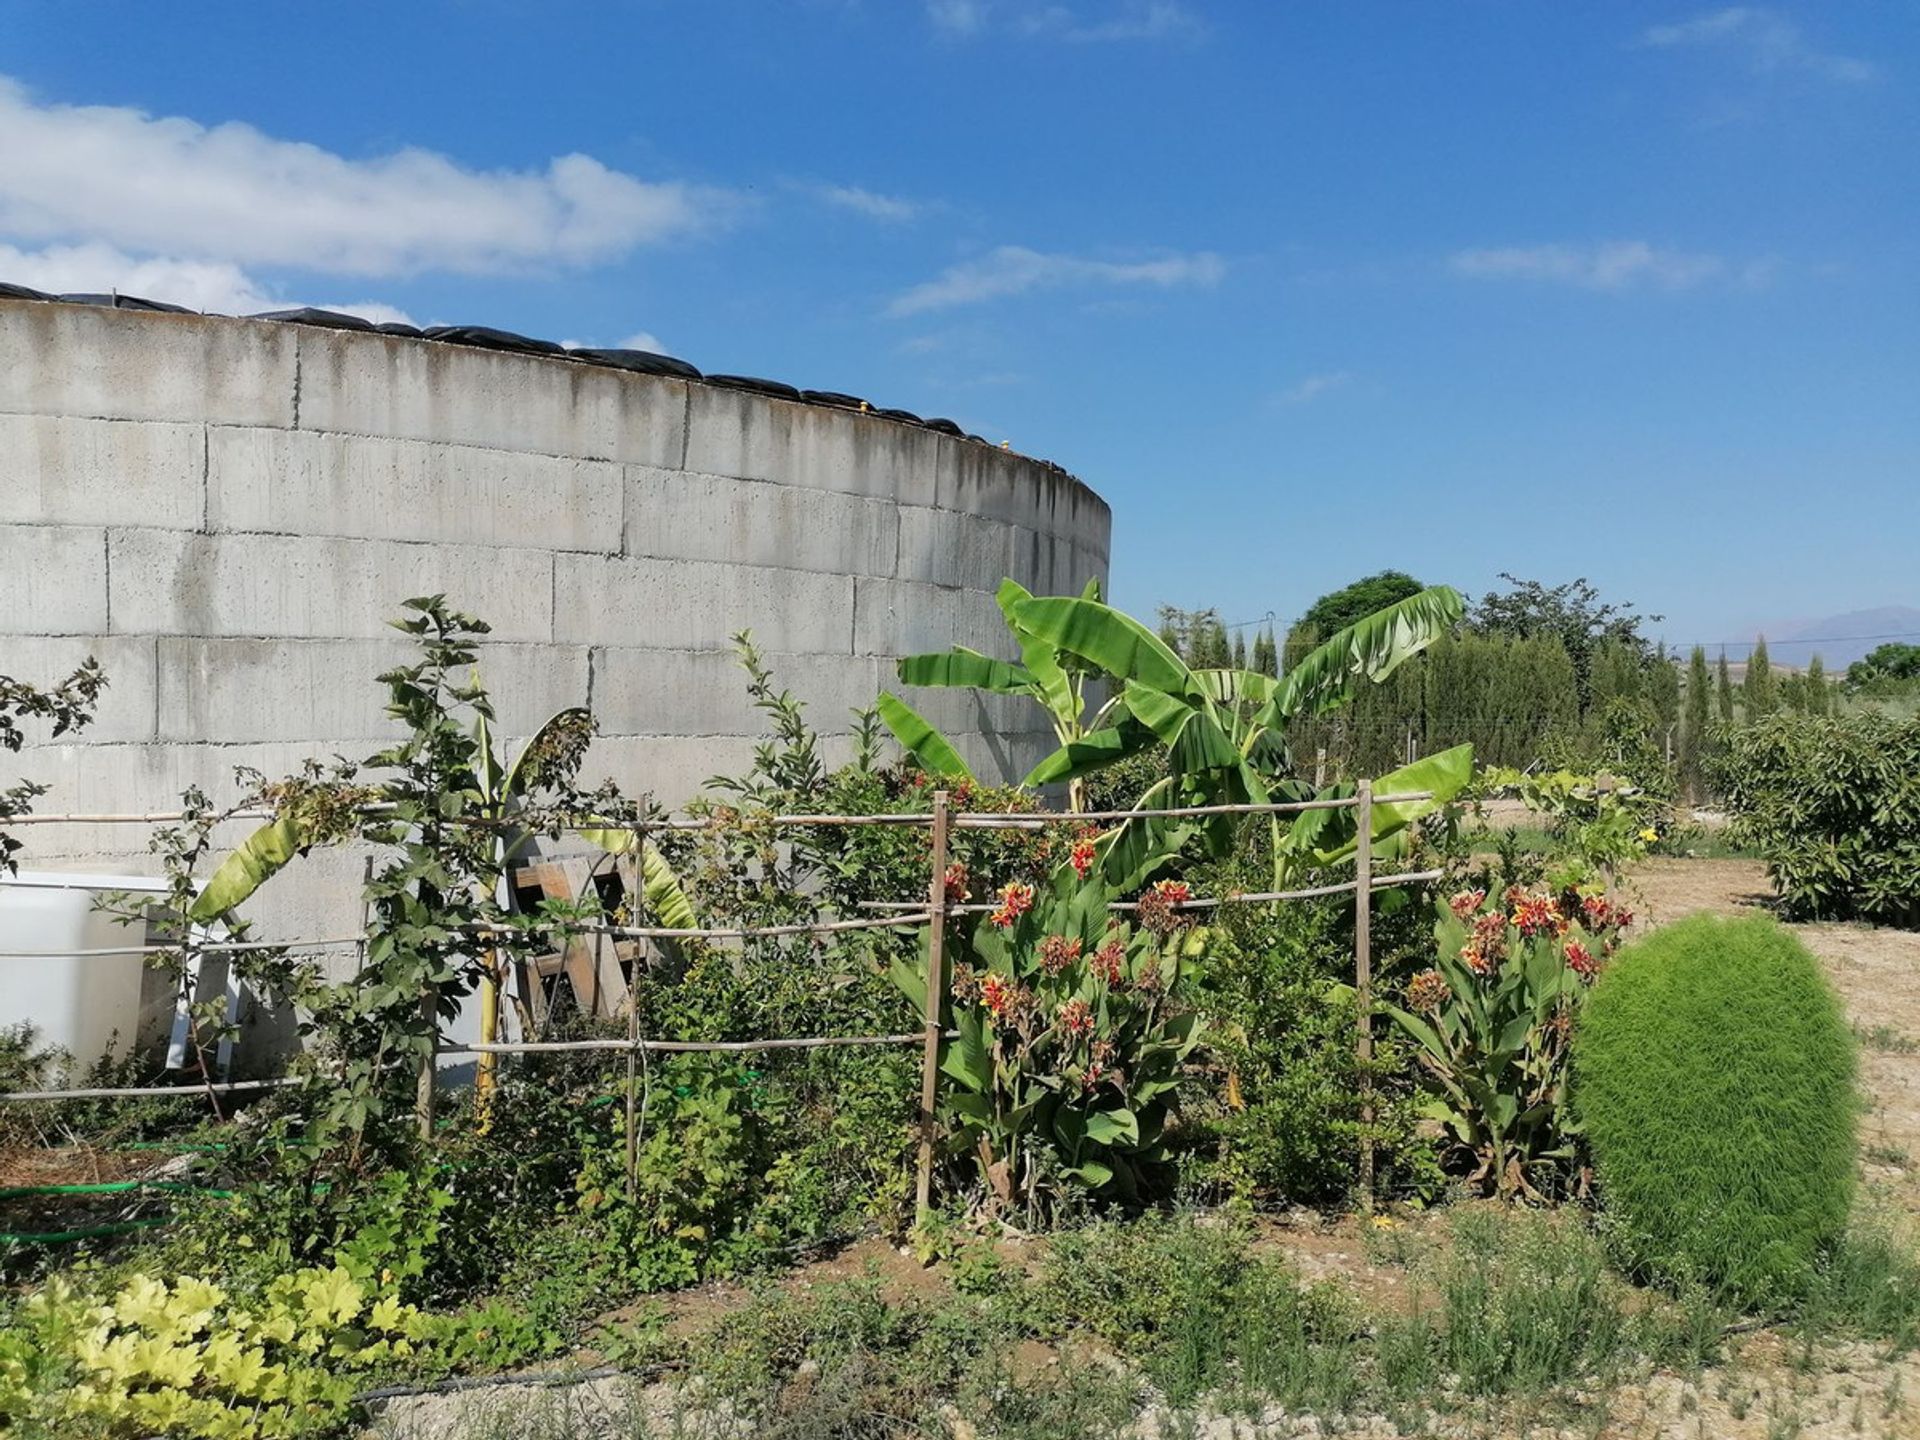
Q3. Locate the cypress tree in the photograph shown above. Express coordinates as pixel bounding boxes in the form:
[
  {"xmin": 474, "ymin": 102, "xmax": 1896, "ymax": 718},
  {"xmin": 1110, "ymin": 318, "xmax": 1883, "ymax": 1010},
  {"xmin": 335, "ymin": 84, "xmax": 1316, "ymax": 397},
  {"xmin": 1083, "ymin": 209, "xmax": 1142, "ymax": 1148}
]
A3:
[
  {"xmin": 1649, "ymin": 643, "xmax": 1681, "ymax": 728},
  {"xmin": 1746, "ymin": 637, "xmax": 1777, "ymax": 718},
  {"xmin": 1233, "ymin": 632, "xmax": 1248, "ymax": 670},
  {"xmin": 1806, "ymin": 654, "xmax": 1828, "ymax": 716},
  {"xmin": 1683, "ymin": 646, "xmax": 1711, "ymax": 800},
  {"xmin": 1253, "ymin": 629, "xmax": 1278, "ymax": 677},
  {"xmin": 1717, "ymin": 651, "xmax": 1736, "ymax": 724}
]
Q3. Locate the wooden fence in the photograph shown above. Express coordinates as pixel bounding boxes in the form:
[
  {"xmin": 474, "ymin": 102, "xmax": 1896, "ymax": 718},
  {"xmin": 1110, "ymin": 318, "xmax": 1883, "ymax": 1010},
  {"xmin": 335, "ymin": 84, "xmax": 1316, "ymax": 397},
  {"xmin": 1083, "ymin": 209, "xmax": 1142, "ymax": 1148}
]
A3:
[{"xmin": 0, "ymin": 784, "xmax": 1437, "ymax": 1209}]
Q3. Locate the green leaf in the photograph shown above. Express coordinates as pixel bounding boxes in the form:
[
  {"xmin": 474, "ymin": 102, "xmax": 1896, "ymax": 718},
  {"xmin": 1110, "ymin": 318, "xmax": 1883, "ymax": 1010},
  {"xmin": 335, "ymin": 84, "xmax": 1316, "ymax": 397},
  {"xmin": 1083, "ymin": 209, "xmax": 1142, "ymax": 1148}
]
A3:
[
  {"xmin": 941, "ymin": 1010, "xmax": 992, "ymax": 1092},
  {"xmin": 1085, "ymin": 1107, "xmax": 1140, "ymax": 1147},
  {"xmin": 577, "ymin": 833, "xmax": 699, "ymax": 932},
  {"xmin": 997, "ymin": 578, "xmax": 1077, "ymax": 730},
  {"xmin": 1010, "ymin": 595, "xmax": 1194, "ymax": 696},
  {"xmin": 874, "ymin": 691, "xmax": 975, "ymax": 780},
  {"xmin": 1269, "ymin": 585, "xmax": 1464, "ymax": 720},
  {"xmin": 896, "ymin": 647, "xmax": 1033, "ymax": 695},
  {"xmin": 190, "ymin": 815, "xmax": 311, "ymax": 922},
  {"xmin": 1022, "ymin": 716, "xmax": 1157, "ymax": 786},
  {"xmin": 1063, "ymin": 1160, "xmax": 1115, "ymax": 1188}
]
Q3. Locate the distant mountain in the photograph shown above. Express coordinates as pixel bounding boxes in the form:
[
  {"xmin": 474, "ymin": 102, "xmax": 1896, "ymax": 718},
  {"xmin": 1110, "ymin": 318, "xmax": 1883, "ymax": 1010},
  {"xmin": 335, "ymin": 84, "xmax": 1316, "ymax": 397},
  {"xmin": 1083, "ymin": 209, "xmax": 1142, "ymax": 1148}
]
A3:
[{"xmin": 1739, "ymin": 607, "xmax": 1920, "ymax": 668}]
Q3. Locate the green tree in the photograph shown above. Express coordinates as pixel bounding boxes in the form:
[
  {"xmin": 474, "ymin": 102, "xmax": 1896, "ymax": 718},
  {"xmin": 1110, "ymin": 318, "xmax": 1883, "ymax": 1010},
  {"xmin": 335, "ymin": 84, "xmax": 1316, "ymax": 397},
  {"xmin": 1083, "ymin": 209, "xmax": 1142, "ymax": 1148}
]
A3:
[
  {"xmin": 1805, "ymin": 654, "xmax": 1829, "ymax": 716},
  {"xmin": 1251, "ymin": 628, "xmax": 1278, "ymax": 678},
  {"xmin": 1288, "ymin": 569, "xmax": 1425, "ymax": 651},
  {"xmin": 1745, "ymin": 636, "xmax": 1777, "ymax": 718},
  {"xmin": 1681, "ymin": 646, "xmax": 1711, "ymax": 800},
  {"xmin": 1470, "ymin": 574, "xmax": 1659, "ymax": 706},
  {"xmin": 1847, "ymin": 642, "xmax": 1920, "ymax": 685},
  {"xmin": 1232, "ymin": 632, "xmax": 1248, "ymax": 670},
  {"xmin": 1648, "ymin": 643, "xmax": 1680, "ymax": 729},
  {"xmin": 1716, "ymin": 651, "xmax": 1736, "ymax": 724},
  {"xmin": 1, "ymin": 658, "xmax": 106, "ymax": 874}
]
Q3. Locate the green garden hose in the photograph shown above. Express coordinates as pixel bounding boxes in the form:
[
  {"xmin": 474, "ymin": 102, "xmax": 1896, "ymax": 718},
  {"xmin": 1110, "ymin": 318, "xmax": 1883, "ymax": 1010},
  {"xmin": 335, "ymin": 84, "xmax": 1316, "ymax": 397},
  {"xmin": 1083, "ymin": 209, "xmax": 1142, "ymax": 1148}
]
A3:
[{"xmin": 0, "ymin": 1179, "xmax": 232, "ymax": 1246}]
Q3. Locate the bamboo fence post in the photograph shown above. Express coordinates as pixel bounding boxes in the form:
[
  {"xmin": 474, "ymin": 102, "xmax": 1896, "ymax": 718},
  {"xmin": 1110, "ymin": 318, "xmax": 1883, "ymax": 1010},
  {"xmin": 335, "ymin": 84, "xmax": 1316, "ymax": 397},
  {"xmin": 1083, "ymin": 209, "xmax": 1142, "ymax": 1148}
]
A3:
[
  {"xmin": 415, "ymin": 983, "xmax": 436, "ymax": 1141},
  {"xmin": 914, "ymin": 790, "xmax": 951, "ymax": 1219},
  {"xmin": 625, "ymin": 806, "xmax": 650, "ymax": 1203},
  {"xmin": 1354, "ymin": 778, "xmax": 1375, "ymax": 1213}
]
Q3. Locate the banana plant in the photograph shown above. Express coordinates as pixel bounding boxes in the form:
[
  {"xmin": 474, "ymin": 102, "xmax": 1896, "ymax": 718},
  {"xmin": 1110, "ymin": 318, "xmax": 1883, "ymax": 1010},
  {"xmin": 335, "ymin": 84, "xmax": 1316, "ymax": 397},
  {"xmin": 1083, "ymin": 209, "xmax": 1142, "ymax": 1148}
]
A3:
[
  {"xmin": 1009, "ymin": 585, "xmax": 1471, "ymax": 887},
  {"xmin": 877, "ymin": 576, "xmax": 1109, "ymax": 811}
]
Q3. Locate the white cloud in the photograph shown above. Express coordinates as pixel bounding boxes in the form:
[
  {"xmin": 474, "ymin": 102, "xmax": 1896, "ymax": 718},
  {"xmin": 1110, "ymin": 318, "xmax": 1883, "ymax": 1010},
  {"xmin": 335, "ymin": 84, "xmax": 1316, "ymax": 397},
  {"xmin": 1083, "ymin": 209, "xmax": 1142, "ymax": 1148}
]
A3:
[
  {"xmin": 1448, "ymin": 241, "xmax": 1770, "ymax": 292},
  {"xmin": 0, "ymin": 240, "xmax": 422, "ymax": 323},
  {"xmin": 0, "ymin": 76, "xmax": 736, "ymax": 278},
  {"xmin": 929, "ymin": 0, "xmax": 1201, "ymax": 42},
  {"xmin": 1276, "ymin": 370, "xmax": 1353, "ymax": 406},
  {"xmin": 616, "ymin": 330, "xmax": 667, "ymax": 354},
  {"xmin": 816, "ymin": 184, "xmax": 921, "ymax": 222},
  {"xmin": 1642, "ymin": 8, "xmax": 1874, "ymax": 84},
  {"xmin": 889, "ymin": 245, "xmax": 1224, "ymax": 315}
]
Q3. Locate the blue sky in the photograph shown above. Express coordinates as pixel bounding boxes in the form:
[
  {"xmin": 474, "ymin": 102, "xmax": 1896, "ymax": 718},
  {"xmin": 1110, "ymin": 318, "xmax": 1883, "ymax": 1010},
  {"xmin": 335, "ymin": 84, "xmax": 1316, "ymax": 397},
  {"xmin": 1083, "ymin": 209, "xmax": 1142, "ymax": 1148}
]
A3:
[{"xmin": 3, "ymin": 2, "xmax": 1914, "ymax": 655}]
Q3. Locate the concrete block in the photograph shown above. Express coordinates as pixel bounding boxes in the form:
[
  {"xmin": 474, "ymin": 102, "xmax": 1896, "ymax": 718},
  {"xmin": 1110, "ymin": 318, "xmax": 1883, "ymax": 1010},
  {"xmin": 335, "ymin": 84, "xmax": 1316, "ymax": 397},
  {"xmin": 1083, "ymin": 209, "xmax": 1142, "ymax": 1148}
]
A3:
[
  {"xmin": 0, "ymin": 635, "xmax": 156, "ymax": 742},
  {"xmin": 0, "ymin": 414, "xmax": 204, "ymax": 530},
  {"xmin": 681, "ymin": 386, "xmax": 943, "ymax": 507},
  {"xmin": 0, "ymin": 303, "xmax": 296, "ymax": 427},
  {"xmin": 106, "ymin": 530, "xmax": 555, "ymax": 642},
  {"xmin": 896, "ymin": 505, "xmax": 1015, "ymax": 590},
  {"xmin": 554, "ymin": 555, "xmax": 854, "ymax": 656},
  {"xmin": 624, "ymin": 468, "xmax": 898, "ymax": 576},
  {"xmin": 934, "ymin": 435, "xmax": 1112, "ymax": 541},
  {"xmin": 293, "ymin": 327, "xmax": 685, "ymax": 466},
  {"xmin": 0, "ymin": 525, "xmax": 107, "ymax": 634},
  {"xmin": 208, "ymin": 428, "xmax": 624, "ymax": 554},
  {"xmin": 851, "ymin": 577, "xmax": 1012, "ymax": 660},
  {"xmin": 590, "ymin": 647, "xmax": 884, "ymax": 738},
  {"xmin": 156, "ymin": 638, "xmax": 590, "ymax": 744},
  {"xmin": 576, "ymin": 733, "xmax": 766, "ymax": 807}
]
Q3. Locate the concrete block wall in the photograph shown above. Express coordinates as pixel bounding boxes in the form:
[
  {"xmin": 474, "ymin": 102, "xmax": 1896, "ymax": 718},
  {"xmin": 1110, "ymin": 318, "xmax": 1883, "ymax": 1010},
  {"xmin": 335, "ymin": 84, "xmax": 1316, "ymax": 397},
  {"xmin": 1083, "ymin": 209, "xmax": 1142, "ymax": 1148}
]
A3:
[{"xmin": 0, "ymin": 299, "xmax": 1111, "ymax": 967}]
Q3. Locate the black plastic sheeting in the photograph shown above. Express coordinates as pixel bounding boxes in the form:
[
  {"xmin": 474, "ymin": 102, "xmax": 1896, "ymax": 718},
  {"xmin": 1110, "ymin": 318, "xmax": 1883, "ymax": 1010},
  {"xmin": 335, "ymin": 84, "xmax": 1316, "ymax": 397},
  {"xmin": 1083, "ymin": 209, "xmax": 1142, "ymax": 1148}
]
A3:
[
  {"xmin": 800, "ymin": 390, "xmax": 867, "ymax": 411},
  {"xmin": 59, "ymin": 292, "xmax": 192, "ymax": 313},
  {"xmin": 704, "ymin": 374, "xmax": 803, "ymax": 402},
  {"xmin": 423, "ymin": 325, "xmax": 566, "ymax": 358},
  {"xmin": 249, "ymin": 307, "xmax": 376, "ymax": 333},
  {"xmin": 0, "ymin": 282, "xmax": 1078, "ymax": 478},
  {"xmin": 569, "ymin": 347, "xmax": 701, "ymax": 380}
]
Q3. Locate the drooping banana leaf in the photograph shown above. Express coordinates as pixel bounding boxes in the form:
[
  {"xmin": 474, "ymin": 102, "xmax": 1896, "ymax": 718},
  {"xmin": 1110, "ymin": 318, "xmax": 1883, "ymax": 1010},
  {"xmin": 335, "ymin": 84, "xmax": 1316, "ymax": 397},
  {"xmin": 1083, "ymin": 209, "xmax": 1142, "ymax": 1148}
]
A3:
[
  {"xmin": 1021, "ymin": 712, "xmax": 1158, "ymax": 787},
  {"xmin": 1266, "ymin": 585, "xmax": 1463, "ymax": 721},
  {"xmin": 576, "ymin": 829, "xmax": 700, "ymax": 932},
  {"xmin": 1010, "ymin": 595, "xmax": 1195, "ymax": 697},
  {"xmin": 895, "ymin": 647, "xmax": 1033, "ymax": 695},
  {"xmin": 188, "ymin": 814, "xmax": 313, "ymax": 923},
  {"xmin": 874, "ymin": 691, "xmax": 976, "ymax": 780},
  {"xmin": 1285, "ymin": 744, "xmax": 1474, "ymax": 869}
]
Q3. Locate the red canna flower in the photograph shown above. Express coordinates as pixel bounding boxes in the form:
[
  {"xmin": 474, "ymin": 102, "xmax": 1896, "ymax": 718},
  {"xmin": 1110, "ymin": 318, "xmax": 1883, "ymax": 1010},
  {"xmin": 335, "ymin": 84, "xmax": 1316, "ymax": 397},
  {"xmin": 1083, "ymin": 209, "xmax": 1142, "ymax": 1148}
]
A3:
[
  {"xmin": 990, "ymin": 881, "xmax": 1036, "ymax": 929},
  {"xmin": 1090, "ymin": 937, "xmax": 1126, "ymax": 987},
  {"xmin": 943, "ymin": 861, "xmax": 972, "ymax": 904},
  {"xmin": 1511, "ymin": 893, "xmax": 1563, "ymax": 938},
  {"xmin": 980, "ymin": 972, "xmax": 1013, "ymax": 1019},
  {"xmin": 1580, "ymin": 893, "xmax": 1612, "ymax": 927},
  {"xmin": 1565, "ymin": 940, "xmax": 1599, "ymax": 980},
  {"xmin": 1069, "ymin": 830, "xmax": 1100, "ymax": 879},
  {"xmin": 1449, "ymin": 888, "xmax": 1487, "ymax": 920},
  {"xmin": 1056, "ymin": 998, "xmax": 1095, "ymax": 1039},
  {"xmin": 950, "ymin": 962, "xmax": 981, "ymax": 1004},
  {"xmin": 1409, "ymin": 968, "xmax": 1451, "ymax": 1012},
  {"xmin": 1459, "ymin": 940, "xmax": 1494, "ymax": 976},
  {"xmin": 1039, "ymin": 934, "xmax": 1083, "ymax": 975}
]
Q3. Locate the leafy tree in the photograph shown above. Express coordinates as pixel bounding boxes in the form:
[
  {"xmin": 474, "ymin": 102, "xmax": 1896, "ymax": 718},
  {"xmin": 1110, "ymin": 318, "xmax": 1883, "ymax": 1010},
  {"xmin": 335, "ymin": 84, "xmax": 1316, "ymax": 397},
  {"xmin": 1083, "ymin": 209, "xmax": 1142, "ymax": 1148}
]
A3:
[
  {"xmin": 1647, "ymin": 644, "xmax": 1680, "ymax": 729},
  {"xmin": 1847, "ymin": 642, "xmax": 1920, "ymax": 686},
  {"xmin": 1232, "ymin": 632, "xmax": 1248, "ymax": 670},
  {"xmin": 1289, "ymin": 570, "xmax": 1426, "ymax": 651},
  {"xmin": 1745, "ymin": 636, "xmax": 1777, "ymax": 718},
  {"xmin": 0, "ymin": 658, "xmax": 106, "ymax": 874},
  {"xmin": 1469, "ymin": 574, "xmax": 1659, "ymax": 704},
  {"xmin": 1716, "ymin": 650, "xmax": 1736, "ymax": 724},
  {"xmin": 1681, "ymin": 646, "xmax": 1711, "ymax": 800}
]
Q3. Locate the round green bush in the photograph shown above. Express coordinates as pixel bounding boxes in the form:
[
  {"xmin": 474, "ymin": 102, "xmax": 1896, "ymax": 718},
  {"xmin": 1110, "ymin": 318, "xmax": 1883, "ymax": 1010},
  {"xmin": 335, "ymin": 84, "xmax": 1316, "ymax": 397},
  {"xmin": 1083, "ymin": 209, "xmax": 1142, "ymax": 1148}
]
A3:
[{"xmin": 1574, "ymin": 914, "xmax": 1857, "ymax": 1304}]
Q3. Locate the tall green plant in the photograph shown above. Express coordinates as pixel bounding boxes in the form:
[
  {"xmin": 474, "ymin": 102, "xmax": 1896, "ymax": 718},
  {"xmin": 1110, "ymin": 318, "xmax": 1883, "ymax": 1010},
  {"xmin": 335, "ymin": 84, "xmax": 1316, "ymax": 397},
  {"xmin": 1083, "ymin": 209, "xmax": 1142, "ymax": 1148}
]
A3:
[
  {"xmin": 1681, "ymin": 646, "xmax": 1711, "ymax": 801},
  {"xmin": 877, "ymin": 577, "xmax": 1108, "ymax": 810},
  {"xmin": 1745, "ymin": 636, "xmax": 1776, "ymax": 718},
  {"xmin": 1715, "ymin": 650, "xmax": 1735, "ymax": 725},
  {"xmin": 1013, "ymin": 585, "xmax": 1472, "ymax": 885}
]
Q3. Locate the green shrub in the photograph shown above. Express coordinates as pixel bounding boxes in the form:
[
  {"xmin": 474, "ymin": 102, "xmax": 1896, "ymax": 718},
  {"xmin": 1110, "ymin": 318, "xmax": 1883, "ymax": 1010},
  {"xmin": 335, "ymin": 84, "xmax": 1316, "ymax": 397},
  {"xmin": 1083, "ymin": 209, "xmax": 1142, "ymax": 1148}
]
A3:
[
  {"xmin": 1715, "ymin": 712, "xmax": 1920, "ymax": 927},
  {"xmin": 1574, "ymin": 915, "xmax": 1857, "ymax": 1304}
]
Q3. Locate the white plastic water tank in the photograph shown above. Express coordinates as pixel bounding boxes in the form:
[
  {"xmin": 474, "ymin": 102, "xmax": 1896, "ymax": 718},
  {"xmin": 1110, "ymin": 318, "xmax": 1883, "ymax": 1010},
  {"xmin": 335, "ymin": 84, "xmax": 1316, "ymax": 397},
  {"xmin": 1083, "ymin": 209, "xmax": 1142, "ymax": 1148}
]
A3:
[{"xmin": 0, "ymin": 871, "xmax": 171, "ymax": 1068}]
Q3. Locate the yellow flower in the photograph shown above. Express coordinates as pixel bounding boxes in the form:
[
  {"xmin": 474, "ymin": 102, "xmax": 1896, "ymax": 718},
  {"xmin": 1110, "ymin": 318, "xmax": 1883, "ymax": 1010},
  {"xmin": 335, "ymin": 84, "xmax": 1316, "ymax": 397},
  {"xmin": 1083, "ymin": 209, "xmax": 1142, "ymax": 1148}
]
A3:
[
  {"xmin": 1370, "ymin": 1214, "xmax": 1397, "ymax": 1229},
  {"xmin": 1639, "ymin": 827, "xmax": 1659, "ymax": 843}
]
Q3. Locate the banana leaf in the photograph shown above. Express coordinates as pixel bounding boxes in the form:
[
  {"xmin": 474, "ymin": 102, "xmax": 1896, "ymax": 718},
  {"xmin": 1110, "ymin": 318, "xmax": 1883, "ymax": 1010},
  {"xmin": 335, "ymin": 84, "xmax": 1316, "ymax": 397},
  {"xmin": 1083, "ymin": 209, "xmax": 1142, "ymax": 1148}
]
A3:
[
  {"xmin": 1010, "ymin": 595, "xmax": 1194, "ymax": 697},
  {"xmin": 874, "ymin": 691, "xmax": 975, "ymax": 780},
  {"xmin": 895, "ymin": 647, "xmax": 1032, "ymax": 694},
  {"xmin": 188, "ymin": 814, "xmax": 311, "ymax": 922},
  {"xmin": 576, "ymin": 829, "xmax": 700, "ymax": 932},
  {"xmin": 1267, "ymin": 586, "xmax": 1463, "ymax": 721}
]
